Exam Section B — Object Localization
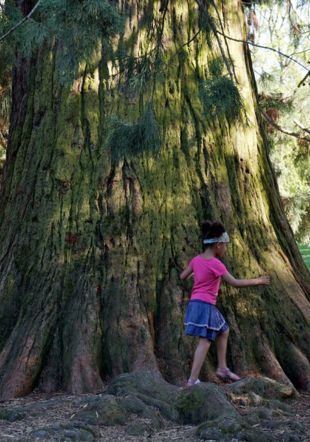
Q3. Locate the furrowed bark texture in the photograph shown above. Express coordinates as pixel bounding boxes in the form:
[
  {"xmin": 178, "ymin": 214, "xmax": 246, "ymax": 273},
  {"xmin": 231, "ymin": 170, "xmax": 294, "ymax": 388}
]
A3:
[{"xmin": 0, "ymin": 0, "xmax": 309, "ymax": 399}]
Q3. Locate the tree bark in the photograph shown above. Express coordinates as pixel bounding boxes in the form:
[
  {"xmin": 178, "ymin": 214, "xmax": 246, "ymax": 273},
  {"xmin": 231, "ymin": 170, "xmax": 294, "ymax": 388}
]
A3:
[{"xmin": 0, "ymin": 0, "xmax": 309, "ymax": 399}]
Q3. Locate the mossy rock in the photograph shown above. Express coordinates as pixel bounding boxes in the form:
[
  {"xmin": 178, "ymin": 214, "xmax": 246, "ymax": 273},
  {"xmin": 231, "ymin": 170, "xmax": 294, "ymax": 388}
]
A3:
[
  {"xmin": 197, "ymin": 416, "xmax": 274, "ymax": 441},
  {"xmin": 106, "ymin": 370, "xmax": 179, "ymax": 403},
  {"xmin": 105, "ymin": 370, "xmax": 180, "ymax": 421},
  {"xmin": 282, "ymin": 434, "xmax": 302, "ymax": 442},
  {"xmin": 74, "ymin": 394, "xmax": 128, "ymax": 426},
  {"xmin": 120, "ymin": 394, "xmax": 164, "ymax": 427},
  {"xmin": 119, "ymin": 394, "xmax": 147, "ymax": 414},
  {"xmin": 244, "ymin": 413, "xmax": 261, "ymax": 426},
  {"xmin": 0, "ymin": 407, "xmax": 26, "ymax": 421},
  {"xmin": 29, "ymin": 423, "xmax": 96, "ymax": 441},
  {"xmin": 226, "ymin": 376, "xmax": 296, "ymax": 400},
  {"xmin": 252, "ymin": 406, "xmax": 274, "ymax": 420},
  {"xmin": 126, "ymin": 421, "xmax": 154, "ymax": 436},
  {"xmin": 175, "ymin": 382, "xmax": 239, "ymax": 425},
  {"xmin": 132, "ymin": 392, "xmax": 179, "ymax": 421},
  {"xmin": 196, "ymin": 425, "xmax": 224, "ymax": 441},
  {"xmin": 229, "ymin": 391, "xmax": 264, "ymax": 406},
  {"xmin": 244, "ymin": 405, "xmax": 286, "ymax": 425},
  {"xmin": 265, "ymin": 399, "xmax": 292, "ymax": 412}
]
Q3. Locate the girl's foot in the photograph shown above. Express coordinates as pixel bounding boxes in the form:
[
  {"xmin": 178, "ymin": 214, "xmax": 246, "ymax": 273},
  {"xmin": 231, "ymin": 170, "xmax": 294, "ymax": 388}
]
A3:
[
  {"xmin": 186, "ymin": 378, "xmax": 201, "ymax": 387},
  {"xmin": 216, "ymin": 367, "xmax": 240, "ymax": 382}
]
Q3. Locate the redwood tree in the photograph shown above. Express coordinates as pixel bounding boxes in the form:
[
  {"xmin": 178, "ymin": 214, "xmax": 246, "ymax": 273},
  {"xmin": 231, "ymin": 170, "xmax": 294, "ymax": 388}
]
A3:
[{"xmin": 0, "ymin": 0, "xmax": 309, "ymax": 400}]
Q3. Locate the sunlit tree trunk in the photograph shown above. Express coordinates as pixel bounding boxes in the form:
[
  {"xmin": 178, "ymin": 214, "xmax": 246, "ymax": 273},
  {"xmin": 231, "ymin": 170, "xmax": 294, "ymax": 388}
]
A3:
[{"xmin": 0, "ymin": 0, "xmax": 309, "ymax": 399}]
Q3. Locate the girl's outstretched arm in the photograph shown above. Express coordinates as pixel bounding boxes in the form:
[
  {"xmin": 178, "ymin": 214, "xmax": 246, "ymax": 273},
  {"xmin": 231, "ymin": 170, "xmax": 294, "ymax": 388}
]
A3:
[
  {"xmin": 222, "ymin": 272, "xmax": 270, "ymax": 288},
  {"xmin": 180, "ymin": 264, "xmax": 193, "ymax": 280}
]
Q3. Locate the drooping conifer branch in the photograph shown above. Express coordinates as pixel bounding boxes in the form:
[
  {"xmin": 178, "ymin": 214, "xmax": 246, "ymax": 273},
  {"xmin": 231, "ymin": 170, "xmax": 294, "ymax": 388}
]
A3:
[
  {"xmin": 214, "ymin": 29, "xmax": 309, "ymax": 72},
  {"xmin": 0, "ymin": 0, "xmax": 42, "ymax": 43}
]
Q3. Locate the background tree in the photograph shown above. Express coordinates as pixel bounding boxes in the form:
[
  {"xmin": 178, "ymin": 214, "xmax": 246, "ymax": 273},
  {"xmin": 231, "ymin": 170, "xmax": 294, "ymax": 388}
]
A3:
[
  {"xmin": 0, "ymin": 14, "xmax": 10, "ymax": 171},
  {"xmin": 249, "ymin": 0, "xmax": 310, "ymax": 244},
  {"xmin": 0, "ymin": 0, "xmax": 309, "ymax": 400}
]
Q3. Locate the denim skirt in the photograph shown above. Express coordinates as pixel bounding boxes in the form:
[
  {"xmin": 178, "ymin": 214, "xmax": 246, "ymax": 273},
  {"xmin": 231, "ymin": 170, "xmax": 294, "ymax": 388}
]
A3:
[{"xmin": 184, "ymin": 300, "xmax": 229, "ymax": 341}]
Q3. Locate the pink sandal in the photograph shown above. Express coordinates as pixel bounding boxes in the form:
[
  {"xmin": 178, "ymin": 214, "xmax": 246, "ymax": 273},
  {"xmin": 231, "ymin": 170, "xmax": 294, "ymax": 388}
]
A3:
[
  {"xmin": 186, "ymin": 378, "xmax": 201, "ymax": 387},
  {"xmin": 216, "ymin": 367, "xmax": 240, "ymax": 382}
]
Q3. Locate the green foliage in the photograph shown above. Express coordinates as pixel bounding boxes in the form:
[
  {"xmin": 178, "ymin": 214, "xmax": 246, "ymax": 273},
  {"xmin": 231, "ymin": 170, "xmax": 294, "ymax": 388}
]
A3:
[
  {"xmin": 197, "ymin": 1, "xmax": 214, "ymax": 46},
  {"xmin": 44, "ymin": 0, "xmax": 123, "ymax": 82},
  {"xmin": 0, "ymin": 0, "xmax": 123, "ymax": 83},
  {"xmin": 270, "ymin": 138, "xmax": 310, "ymax": 244},
  {"xmin": 208, "ymin": 57, "xmax": 224, "ymax": 77},
  {"xmin": 299, "ymin": 244, "xmax": 310, "ymax": 270},
  {"xmin": 199, "ymin": 56, "xmax": 242, "ymax": 125},
  {"xmin": 252, "ymin": 1, "xmax": 309, "ymax": 243},
  {"xmin": 1, "ymin": 1, "xmax": 49, "ymax": 54},
  {"xmin": 123, "ymin": 51, "xmax": 164, "ymax": 98},
  {"xmin": 199, "ymin": 77, "xmax": 242, "ymax": 123},
  {"xmin": 259, "ymin": 93, "xmax": 294, "ymax": 117},
  {"xmin": 127, "ymin": 56, "xmax": 153, "ymax": 94},
  {"xmin": 106, "ymin": 105, "xmax": 161, "ymax": 161},
  {"xmin": 128, "ymin": 52, "xmax": 165, "ymax": 93}
]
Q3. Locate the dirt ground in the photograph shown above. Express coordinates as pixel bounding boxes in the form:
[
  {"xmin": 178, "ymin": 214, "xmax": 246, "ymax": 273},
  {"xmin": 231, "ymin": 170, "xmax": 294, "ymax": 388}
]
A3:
[{"xmin": 0, "ymin": 389, "xmax": 309, "ymax": 441}]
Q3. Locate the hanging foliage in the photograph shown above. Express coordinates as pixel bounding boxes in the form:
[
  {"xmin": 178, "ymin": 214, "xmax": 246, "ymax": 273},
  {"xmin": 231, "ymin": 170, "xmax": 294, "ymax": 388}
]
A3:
[
  {"xmin": 199, "ymin": 76, "xmax": 242, "ymax": 123},
  {"xmin": 106, "ymin": 104, "xmax": 161, "ymax": 161}
]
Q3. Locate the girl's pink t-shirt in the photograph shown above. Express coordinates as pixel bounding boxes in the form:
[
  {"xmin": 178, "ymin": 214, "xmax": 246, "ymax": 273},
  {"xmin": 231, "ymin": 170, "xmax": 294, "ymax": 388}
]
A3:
[{"xmin": 189, "ymin": 256, "xmax": 228, "ymax": 304}]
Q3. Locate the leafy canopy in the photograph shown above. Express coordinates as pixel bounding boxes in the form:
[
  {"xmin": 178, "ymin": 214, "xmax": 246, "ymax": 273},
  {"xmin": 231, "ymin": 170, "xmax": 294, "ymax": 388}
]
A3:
[{"xmin": 0, "ymin": 0, "xmax": 123, "ymax": 82}]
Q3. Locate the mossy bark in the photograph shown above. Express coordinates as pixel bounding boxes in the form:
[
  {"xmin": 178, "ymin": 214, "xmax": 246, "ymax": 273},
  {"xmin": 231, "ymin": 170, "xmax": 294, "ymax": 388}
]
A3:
[{"xmin": 0, "ymin": 0, "xmax": 309, "ymax": 399}]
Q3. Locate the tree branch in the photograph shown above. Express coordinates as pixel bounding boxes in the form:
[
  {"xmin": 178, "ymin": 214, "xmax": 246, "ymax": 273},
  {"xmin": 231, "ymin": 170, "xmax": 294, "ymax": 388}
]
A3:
[
  {"xmin": 214, "ymin": 28, "xmax": 309, "ymax": 72},
  {"xmin": 0, "ymin": 0, "xmax": 42, "ymax": 44},
  {"xmin": 179, "ymin": 30, "xmax": 201, "ymax": 49},
  {"xmin": 290, "ymin": 48, "xmax": 310, "ymax": 56},
  {"xmin": 297, "ymin": 71, "xmax": 310, "ymax": 87},
  {"xmin": 294, "ymin": 120, "xmax": 310, "ymax": 135},
  {"xmin": 260, "ymin": 110, "xmax": 310, "ymax": 142},
  {"xmin": 209, "ymin": 0, "xmax": 237, "ymax": 81},
  {"xmin": 109, "ymin": 29, "xmax": 202, "ymax": 80}
]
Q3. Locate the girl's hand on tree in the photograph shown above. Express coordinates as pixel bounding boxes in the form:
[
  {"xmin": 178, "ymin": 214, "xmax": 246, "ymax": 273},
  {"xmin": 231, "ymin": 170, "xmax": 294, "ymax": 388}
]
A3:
[
  {"xmin": 256, "ymin": 275, "xmax": 270, "ymax": 285},
  {"xmin": 180, "ymin": 265, "xmax": 193, "ymax": 280}
]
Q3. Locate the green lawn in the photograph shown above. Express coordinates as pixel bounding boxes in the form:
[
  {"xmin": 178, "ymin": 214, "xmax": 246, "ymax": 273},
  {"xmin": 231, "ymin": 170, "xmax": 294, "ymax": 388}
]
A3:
[{"xmin": 299, "ymin": 244, "xmax": 310, "ymax": 271}]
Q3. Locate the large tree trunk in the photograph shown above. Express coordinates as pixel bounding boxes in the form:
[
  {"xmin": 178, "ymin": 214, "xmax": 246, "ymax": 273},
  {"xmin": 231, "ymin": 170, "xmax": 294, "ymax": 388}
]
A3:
[{"xmin": 0, "ymin": 0, "xmax": 309, "ymax": 399}]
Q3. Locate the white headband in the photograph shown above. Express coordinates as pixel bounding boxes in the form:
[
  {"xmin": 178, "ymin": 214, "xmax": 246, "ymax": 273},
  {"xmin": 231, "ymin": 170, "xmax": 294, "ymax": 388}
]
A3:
[{"xmin": 203, "ymin": 232, "xmax": 230, "ymax": 244}]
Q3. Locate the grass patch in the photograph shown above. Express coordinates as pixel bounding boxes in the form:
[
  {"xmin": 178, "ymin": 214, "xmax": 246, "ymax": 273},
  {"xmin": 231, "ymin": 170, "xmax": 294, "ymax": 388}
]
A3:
[{"xmin": 299, "ymin": 244, "xmax": 310, "ymax": 271}]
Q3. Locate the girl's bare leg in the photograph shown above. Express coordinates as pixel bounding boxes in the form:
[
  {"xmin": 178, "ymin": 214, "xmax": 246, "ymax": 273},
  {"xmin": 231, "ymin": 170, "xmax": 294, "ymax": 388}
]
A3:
[
  {"xmin": 216, "ymin": 329, "xmax": 229, "ymax": 369},
  {"xmin": 189, "ymin": 338, "xmax": 211, "ymax": 381}
]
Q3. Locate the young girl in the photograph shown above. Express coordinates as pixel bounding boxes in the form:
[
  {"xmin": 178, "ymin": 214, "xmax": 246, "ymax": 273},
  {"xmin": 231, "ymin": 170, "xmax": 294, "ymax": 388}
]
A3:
[{"xmin": 180, "ymin": 221, "xmax": 270, "ymax": 387}]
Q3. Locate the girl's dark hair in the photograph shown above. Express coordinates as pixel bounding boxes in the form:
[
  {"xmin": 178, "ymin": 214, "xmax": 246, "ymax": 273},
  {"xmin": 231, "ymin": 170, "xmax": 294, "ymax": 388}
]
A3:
[{"xmin": 201, "ymin": 220, "xmax": 225, "ymax": 249}]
